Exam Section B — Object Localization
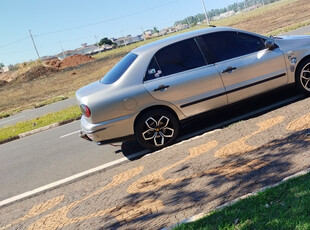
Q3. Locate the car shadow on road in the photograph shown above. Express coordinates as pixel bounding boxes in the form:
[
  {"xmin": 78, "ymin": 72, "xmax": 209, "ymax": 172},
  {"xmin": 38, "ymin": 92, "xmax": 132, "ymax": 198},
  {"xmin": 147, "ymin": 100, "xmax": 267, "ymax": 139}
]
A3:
[
  {"xmin": 108, "ymin": 129, "xmax": 309, "ymax": 229},
  {"xmin": 120, "ymin": 86, "xmax": 305, "ymax": 161}
]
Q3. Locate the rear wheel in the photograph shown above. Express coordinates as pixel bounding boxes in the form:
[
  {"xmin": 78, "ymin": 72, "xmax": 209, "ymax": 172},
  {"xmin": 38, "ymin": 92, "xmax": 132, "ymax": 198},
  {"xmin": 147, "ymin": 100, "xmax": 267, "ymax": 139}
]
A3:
[
  {"xmin": 296, "ymin": 58, "xmax": 310, "ymax": 94},
  {"xmin": 134, "ymin": 109, "xmax": 179, "ymax": 150}
]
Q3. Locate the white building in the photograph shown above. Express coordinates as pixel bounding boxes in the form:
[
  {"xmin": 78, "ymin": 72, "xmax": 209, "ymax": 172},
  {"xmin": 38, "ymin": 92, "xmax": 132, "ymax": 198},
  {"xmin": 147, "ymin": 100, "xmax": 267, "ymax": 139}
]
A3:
[
  {"xmin": 112, "ymin": 35, "xmax": 143, "ymax": 46},
  {"xmin": 0, "ymin": 66, "xmax": 9, "ymax": 73}
]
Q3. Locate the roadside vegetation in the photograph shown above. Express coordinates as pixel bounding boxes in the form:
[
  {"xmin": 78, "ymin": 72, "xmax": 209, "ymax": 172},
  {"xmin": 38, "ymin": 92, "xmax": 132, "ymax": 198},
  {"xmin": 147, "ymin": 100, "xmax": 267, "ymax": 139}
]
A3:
[
  {"xmin": 174, "ymin": 172, "xmax": 310, "ymax": 230},
  {"xmin": 0, "ymin": 106, "xmax": 81, "ymax": 142}
]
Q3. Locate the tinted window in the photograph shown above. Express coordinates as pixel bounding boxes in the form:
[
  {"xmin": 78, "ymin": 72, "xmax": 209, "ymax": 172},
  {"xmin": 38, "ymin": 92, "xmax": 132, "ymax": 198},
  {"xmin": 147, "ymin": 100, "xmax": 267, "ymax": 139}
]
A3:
[
  {"xmin": 100, "ymin": 52, "xmax": 138, "ymax": 84},
  {"xmin": 201, "ymin": 31, "xmax": 266, "ymax": 62},
  {"xmin": 155, "ymin": 38, "xmax": 206, "ymax": 76}
]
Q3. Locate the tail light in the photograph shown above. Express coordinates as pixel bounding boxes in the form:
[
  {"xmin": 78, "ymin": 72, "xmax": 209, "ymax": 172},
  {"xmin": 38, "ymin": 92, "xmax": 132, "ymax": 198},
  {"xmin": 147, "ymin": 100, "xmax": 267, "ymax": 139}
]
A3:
[{"xmin": 80, "ymin": 104, "xmax": 91, "ymax": 118}]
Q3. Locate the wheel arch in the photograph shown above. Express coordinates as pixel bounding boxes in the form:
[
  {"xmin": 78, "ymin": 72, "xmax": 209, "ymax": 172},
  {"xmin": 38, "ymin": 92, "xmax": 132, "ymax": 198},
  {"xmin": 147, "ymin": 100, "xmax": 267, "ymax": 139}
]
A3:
[
  {"xmin": 295, "ymin": 55, "xmax": 310, "ymax": 80},
  {"xmin": 294, "ymin": 55, "xmax": 310, "ymax": 94}
]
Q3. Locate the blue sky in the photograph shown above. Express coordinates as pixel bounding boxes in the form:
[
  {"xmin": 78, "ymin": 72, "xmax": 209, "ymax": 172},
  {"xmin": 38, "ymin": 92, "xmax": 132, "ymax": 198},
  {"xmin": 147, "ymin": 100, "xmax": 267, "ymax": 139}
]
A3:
[{"xmin": 0, "ymin": 0, "xmax": 239, "ymax": 65}]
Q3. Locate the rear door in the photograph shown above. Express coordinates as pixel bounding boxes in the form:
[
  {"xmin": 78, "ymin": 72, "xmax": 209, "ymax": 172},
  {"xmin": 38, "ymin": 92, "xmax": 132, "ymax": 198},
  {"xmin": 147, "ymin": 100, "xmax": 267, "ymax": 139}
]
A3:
[
  {"xmin": 143, "ymin": 38, "xmax": 227, "ymax": 117},
  {"xmin": 200, "ymin": 31, "xmax": 288, "ymax": 104}
]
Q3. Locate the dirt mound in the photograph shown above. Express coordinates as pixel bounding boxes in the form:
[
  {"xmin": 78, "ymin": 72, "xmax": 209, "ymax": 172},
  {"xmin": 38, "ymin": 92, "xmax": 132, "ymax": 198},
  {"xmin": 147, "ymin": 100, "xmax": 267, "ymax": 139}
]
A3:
[
  {"xmin": 17, "ymin": 65, "xmax": 58, "ymax": 82},
  {"xmin": 61, "ymin": 54, "xmax": 94, "ymax": 68},
  {"xmin": 44, "ymin": 58, "xmax": 61, "ymax": 68},
  {"xmin": 44, "ymin": 54, "xmax": 94, "ymax": 69}
]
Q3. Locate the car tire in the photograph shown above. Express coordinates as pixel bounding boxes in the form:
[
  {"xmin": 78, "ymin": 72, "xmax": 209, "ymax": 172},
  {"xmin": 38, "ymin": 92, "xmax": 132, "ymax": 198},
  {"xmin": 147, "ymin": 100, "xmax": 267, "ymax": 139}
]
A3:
[
  {"xmin": 296, "ymin": 58, "xmax": 310, "ymax": 94},
  {"xmin": 134, "ymin": 109, "xmax": 179, "ymax": 150}
]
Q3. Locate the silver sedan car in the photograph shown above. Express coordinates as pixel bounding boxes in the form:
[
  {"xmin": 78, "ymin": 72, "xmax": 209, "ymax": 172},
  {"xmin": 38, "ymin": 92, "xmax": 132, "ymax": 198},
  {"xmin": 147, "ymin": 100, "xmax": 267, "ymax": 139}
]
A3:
[{"xmin": 76, "ymin": 27, "xmax": 310, "ymax": 150}]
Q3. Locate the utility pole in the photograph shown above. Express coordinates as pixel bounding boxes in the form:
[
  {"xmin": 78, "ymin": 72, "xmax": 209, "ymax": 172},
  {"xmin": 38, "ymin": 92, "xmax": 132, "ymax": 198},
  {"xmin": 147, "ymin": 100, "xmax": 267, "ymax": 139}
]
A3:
[
  {"xmin": 94, "ymin": 35, "xmax": 101, "ymax": 52},
  {"xmin": 201, "ymin": 0, "xmax": 210, "ymax": 26},
  {"xmin": 121, "ymin": 30, "xmax": 127, "ymax": 46},
  {"xmin": 141, "ymin": 27, "xmax": 146, "ymax": 41},
  {"xmin": 261, "ymin": 0, "xmax": 265, "ymax": 6},
  {"xmin": 29, "ymin": 30, "xmax": 41, "ymax": 60},
  {"xmin": 186, "ymin": 18, "xmax": 191, "ymax": 27},
  {"xmin": 59, "ymin": 42, "xmax": 66, "ymax": 59}
]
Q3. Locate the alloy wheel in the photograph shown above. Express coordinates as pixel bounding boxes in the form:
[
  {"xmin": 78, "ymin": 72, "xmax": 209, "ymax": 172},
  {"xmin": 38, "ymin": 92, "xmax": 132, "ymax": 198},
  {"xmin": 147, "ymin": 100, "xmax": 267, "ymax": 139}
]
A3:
[
  {"xmin": 300, "ymin": 63, "xmax": 310, "ymax": 92},
  {"xmin": 142, "ymin": 115, "xmax": 174, "ymax": 146}
]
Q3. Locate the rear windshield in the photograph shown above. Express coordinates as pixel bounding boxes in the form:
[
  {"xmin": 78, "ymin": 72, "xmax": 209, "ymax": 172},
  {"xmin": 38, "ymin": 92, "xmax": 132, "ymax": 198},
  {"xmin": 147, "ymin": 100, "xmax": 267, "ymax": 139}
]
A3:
[{"xmin": 100, "ymin": 52, "xmax": 138, "ymax": 84}]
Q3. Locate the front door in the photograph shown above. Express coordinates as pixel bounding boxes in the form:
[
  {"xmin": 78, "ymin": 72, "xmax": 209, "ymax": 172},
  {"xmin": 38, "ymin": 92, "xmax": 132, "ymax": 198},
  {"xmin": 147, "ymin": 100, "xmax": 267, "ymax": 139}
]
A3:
[{"xmin": 200, "ymin": 31, "xmax": 288, "ymax": 104}]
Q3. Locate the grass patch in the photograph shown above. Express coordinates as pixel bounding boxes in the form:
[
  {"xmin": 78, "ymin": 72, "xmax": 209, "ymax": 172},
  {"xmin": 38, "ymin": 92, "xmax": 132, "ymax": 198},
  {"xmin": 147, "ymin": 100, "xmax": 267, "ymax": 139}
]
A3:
[
  {"xmin": 0, "ymin": 106, "xmax": 81, "ymax": 141},
  {"xmin": 0, "ymin": 112, "xmax": 10, "ymax": 119},
  {"xmin": 0, "ymin": 109, "xmax": 22, "ymax": 119},
  {"xmin": 174, "ymin": 173, "xmax": 310, "ymax": 230}
]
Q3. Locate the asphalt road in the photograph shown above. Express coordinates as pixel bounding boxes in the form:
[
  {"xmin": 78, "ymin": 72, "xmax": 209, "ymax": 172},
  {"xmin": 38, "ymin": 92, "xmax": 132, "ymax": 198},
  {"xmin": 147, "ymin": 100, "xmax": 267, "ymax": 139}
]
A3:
[
  {"xmin": 1, "ymin": 89, "xmax": 309, "ymax": 229},
  {"xmin": 0, "ymin": 26, "xmax": 309, "ymax": 203},
  {"xmin": 0, "ymin": 86, "xmax": 305, "ymax": 201},
  {"xmin": 0, "ymin": 121, "xmax": 134, "ymax": 201}
]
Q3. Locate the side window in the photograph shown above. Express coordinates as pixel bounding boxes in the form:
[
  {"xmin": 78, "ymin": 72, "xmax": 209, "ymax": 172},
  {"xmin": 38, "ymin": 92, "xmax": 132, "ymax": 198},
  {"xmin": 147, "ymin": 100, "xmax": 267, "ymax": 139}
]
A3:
[
  {"xmin": 234, "ymin": 32, "xmax": 266, "ymax": 55},
  {"xmin": 201, "ymin": 31, "xmax": 266, "ymax": 62},
  {"xmin": 154, "ymin": 38, "xmax": 206, "ymax": 77},
  {"xmin": 144, "ymin": 57, "xmax": 162, "ymax": 81}
]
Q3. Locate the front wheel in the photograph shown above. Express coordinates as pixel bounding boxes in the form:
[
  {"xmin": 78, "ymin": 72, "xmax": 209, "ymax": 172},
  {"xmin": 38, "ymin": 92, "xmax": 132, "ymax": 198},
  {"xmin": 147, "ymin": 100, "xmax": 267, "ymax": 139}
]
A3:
[
  {"xmin": 134, "ymin": 109, "xmax": 179, "ymax": 150},
  {"xmin": 296, "ymin": 58, "xmax": 310, "ymax": 94}
]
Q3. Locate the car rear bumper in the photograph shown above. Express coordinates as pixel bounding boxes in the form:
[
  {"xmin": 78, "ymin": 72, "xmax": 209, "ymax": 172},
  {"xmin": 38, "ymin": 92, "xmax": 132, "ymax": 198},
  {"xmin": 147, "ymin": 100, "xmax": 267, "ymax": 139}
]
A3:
[{"xmin": 80, "ymin": 114, "xmax": 136, "ymax": 143}]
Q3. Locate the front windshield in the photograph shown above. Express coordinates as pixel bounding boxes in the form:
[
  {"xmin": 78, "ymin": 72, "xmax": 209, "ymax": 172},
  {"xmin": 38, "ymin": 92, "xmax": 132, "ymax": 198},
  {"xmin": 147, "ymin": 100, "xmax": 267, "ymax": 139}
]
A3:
[{"xmin": 100, "ymin": 52, "xmax": 138, "ymax": 84}]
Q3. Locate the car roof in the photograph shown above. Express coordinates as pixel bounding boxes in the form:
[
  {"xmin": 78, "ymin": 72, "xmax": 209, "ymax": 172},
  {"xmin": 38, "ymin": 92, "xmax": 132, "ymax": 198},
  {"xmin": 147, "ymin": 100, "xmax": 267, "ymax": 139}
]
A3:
[{"xmin": 132, "ymin": 27, "xmax": 239, "ymax": 55}]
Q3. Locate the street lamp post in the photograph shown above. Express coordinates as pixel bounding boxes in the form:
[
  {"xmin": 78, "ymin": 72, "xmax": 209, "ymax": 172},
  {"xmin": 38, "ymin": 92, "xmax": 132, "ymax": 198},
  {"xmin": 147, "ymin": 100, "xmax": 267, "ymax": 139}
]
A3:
[{"xmin": 201, "ymin": 0, "xmax": 210, "ymax": 26}]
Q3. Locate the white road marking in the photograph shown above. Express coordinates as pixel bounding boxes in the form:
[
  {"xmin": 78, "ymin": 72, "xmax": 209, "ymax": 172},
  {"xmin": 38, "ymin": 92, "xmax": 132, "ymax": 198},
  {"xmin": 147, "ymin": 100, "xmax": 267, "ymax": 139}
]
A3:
[
  {"xmin": 60, "ymin": 130, "xmax": 81, "ymax": 138},
  {"xmin": 0, "ymin": 115, "xmax": 25, "ymax": 125},
  {"xmin": 0, "ymin": 149, "xmax": 149, "ymax": 207},
  {"xmin": 0, "ymin": 94, "xmax": 305, "ymax": 208}
]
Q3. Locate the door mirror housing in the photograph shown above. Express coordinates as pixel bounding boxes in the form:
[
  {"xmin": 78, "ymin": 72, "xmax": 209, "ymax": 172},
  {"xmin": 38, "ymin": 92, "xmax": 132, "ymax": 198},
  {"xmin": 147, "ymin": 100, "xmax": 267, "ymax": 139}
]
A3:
[{"xmin": 265, "ymin": 39, "xmax": 278, "ymax": 50}]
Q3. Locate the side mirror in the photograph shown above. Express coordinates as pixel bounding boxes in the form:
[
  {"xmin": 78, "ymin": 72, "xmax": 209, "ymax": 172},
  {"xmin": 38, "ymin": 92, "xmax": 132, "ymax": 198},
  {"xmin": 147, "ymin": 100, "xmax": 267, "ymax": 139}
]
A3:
[{"xmin": 265, "ymin": 39, "xmax": 278, "ymax": 50}]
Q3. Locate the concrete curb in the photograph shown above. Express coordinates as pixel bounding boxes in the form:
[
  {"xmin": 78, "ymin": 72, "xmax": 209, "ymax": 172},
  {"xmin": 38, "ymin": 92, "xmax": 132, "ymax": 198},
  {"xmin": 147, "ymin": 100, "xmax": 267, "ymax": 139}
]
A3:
[
  {"xmin": 163, "ymin": 167, "xmax": 310, "ymax": 230},
  {"xmin": 0, "ymin": 117, "xmax": 81, "ymax": 145}
]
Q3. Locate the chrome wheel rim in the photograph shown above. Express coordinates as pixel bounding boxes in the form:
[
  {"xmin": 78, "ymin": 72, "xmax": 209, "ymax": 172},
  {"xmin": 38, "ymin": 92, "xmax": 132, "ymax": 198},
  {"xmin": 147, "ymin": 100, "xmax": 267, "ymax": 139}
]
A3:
[
  {"xmin": 142, "ymin": 116, "xmax": 174, "ymax": 146},
  {"xmin": 300, "ymin": 63, "xmax": 310, "ymax": 91}
]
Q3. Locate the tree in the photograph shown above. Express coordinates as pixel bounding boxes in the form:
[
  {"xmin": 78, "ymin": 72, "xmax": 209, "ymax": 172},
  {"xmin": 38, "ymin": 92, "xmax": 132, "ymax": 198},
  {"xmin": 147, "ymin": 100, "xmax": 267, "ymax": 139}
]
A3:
[
  {"xmin": 99, "ymin": 37, "xmax": 113, "ymax": 46},
  {"xmin": 173, "ymin": 0, "xmax": 280, "ymax": 25},
  {"xmin": 0, "ymin": 63, "xmax": 4, "ymax": 68},
  {"xmin": 153, "ymin": 27, "xmax": 159, "ymax": 34},
  {"xmin": 9, "ymin": 64, "xmax": 18, "ymax": 71}
]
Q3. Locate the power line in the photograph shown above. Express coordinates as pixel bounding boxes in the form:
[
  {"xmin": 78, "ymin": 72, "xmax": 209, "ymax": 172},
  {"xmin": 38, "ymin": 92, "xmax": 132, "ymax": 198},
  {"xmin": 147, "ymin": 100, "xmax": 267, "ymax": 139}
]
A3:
[
  {"xmin": 36, "ymin": 0, "xmax": 179, "ymax": 37},
  {"xmin": 0, "ymin": 36, "xmax": 30, "ymax": 49}
]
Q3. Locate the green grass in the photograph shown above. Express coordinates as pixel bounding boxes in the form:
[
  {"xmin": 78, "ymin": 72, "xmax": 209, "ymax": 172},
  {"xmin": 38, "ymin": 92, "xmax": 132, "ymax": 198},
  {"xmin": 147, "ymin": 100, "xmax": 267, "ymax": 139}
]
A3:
[
  {"xmin": 174, "ymin": 173, "xmax": 310, "ymax": 230},
  {"xmin": 0, "ymin": 106, "xmax": 81, "ymax": 142}
]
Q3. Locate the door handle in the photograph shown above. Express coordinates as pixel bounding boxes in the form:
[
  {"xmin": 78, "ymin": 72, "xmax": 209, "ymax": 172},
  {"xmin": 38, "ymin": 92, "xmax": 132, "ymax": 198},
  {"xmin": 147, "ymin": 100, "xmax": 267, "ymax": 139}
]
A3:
[
  {"xmin": 222, "ymin": 66, "xmax": 237, "ymax": 73},
  {"xmin": 153, "ymin": 85, "xmax": 170, "ymax": 92}
]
